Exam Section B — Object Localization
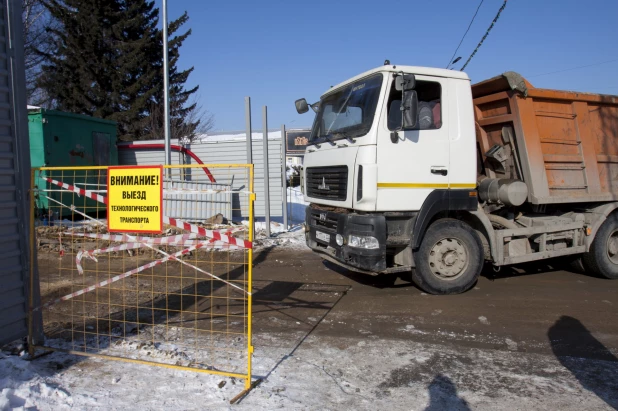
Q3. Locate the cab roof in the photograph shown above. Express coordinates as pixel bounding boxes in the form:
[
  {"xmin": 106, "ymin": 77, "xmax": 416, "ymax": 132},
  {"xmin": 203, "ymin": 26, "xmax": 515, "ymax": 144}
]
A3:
[{"xmin": 323, "ymin": 65, "xmax": 470, "ymax": 97}]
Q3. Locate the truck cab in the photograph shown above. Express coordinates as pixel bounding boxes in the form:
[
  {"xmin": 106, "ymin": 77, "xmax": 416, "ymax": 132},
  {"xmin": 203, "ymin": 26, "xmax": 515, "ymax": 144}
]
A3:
[
  {"xmin": 296, "ymin": 64, "xmax": 618, "ymax": 295},
  {"xmin": 298, "ymin": 65, "xmax": 477, "ymax": 285}
]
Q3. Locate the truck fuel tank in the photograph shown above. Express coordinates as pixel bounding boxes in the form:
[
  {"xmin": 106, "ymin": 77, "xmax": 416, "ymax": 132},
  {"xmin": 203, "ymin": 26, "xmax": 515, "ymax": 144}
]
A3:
[{"xmin": 479, "ymin": 178, "xmax": 528, "ymax": 206}]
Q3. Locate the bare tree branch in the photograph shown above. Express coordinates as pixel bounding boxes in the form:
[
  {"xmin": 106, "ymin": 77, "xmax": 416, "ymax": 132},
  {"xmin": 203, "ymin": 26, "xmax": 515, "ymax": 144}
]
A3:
[
  {"xmin": 145, "ymin": 94, "xmax": 215, "ymax": 143},
  {"xmin": 22, "ymin": 0, "xmax": 57, "ymax": 105}
]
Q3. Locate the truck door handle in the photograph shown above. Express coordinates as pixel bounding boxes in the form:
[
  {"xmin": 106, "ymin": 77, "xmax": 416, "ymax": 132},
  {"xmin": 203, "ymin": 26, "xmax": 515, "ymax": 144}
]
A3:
[{"xmin": 431, "ymin": 167, "xmax": 448, "ymax": 176}]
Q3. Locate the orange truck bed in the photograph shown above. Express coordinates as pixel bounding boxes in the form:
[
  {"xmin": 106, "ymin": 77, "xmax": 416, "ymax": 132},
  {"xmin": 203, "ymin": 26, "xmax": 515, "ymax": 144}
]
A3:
[{"xmin": 472, "ymin": 72, "xmax": 618, "ymax": 205}]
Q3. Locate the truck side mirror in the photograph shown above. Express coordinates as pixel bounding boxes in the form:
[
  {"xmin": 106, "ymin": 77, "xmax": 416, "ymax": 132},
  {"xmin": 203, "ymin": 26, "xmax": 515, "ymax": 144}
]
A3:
[
  {"xmin": 395, "ymin": 74, "xmax": 416, "ymax": 91},
  {"xmin": 295, "ymin": 98, "xmax": 309, "ymax": 114},
  {"xmin": 401, "ymin": 90, "xmax": 418, "ymax": 130}
]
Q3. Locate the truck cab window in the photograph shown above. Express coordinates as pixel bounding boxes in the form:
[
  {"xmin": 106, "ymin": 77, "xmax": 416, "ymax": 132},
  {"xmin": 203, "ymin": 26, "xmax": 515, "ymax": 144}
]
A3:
[
  {"xmin": 387, "ymin": 79, "xmax": 442, "ymax": 130},
  {"xmin": 310, "ymin": 73, "xmax": 383, "ymax": 144},
  {"xmin": 322, "ymin": 105, "xmax": 362, "ymax": 131}
]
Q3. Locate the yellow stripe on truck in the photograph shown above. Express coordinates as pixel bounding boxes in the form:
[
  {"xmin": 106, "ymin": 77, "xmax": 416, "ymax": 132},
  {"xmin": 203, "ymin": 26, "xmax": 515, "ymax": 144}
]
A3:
[{"xmin": 377, "ymin": 183, "xmax": 477, "ymax": 189}]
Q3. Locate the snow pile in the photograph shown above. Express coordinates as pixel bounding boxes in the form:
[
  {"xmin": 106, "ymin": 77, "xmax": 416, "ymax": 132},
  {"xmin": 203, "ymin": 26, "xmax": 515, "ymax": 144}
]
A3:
[
  {"xmin": 242, "ymin": 220, "xmax": 307, "ymax": 250},
  {"xmin": 0, "ymin": 352, "xmax": 73, "ymax": 410},
  {"xmin": 255, "ymin": 224, "xmax": 307, "ymax": 250},
  {"xmin": 244, "ymin": 187, "xmax": 310, "ymax": 250}
]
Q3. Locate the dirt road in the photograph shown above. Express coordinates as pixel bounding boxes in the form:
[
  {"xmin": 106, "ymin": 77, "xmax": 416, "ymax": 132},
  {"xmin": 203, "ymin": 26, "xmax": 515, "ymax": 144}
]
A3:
[
  {"xmin": 252, "ymin": 248, "xmax": 618, "ymax": 358},
  {"xmin": 248, "ymin": 247, "xmax": 618, "ymax": 409},
  {"xmin": 23, "ymin": 245, "xmax": 618, "ymax": 409}
]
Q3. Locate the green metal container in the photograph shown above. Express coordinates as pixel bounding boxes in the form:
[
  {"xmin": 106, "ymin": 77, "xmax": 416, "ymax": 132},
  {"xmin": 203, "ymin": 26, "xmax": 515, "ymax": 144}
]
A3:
[{"xmin": 28, "ymin": 108, "xmax": 118, "ymax": 217}]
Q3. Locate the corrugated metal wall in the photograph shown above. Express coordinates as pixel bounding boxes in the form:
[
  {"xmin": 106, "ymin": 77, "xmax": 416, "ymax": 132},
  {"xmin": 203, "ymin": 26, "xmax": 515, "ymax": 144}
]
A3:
[
  {"xmin": 119, "ymin": 136, "xmax": 284, "ymax": 219},
  {"xmin": 0, "ymin": 0, "xmax": 41, "ymax": 346},
  {"xmin": 164, "ymin": 180, "xmax": 232, "ymax": 222}
]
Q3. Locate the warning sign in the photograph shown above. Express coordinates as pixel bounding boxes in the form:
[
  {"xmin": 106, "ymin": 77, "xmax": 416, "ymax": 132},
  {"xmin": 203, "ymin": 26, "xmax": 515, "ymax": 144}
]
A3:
[{"xmin": 107, "ymin": 166, "xmax": 163, "ymax": 233}]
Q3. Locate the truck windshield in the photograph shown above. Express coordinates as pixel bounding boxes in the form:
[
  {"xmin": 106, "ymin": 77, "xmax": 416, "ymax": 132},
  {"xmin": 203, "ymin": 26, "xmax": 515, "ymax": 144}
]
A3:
[{"xmin": 310, "ymin": 73, "xmax": 383, "ymax": 143}]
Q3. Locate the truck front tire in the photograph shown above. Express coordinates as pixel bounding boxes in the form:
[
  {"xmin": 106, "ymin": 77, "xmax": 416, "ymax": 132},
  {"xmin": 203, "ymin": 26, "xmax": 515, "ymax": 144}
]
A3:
[
  {"xmin": 582, "ymin": 214, "xmax": 618, "ymax": 279},
  {"xmin": 412, "ymin": 219, "xmax": 483, "ymax": 295}
]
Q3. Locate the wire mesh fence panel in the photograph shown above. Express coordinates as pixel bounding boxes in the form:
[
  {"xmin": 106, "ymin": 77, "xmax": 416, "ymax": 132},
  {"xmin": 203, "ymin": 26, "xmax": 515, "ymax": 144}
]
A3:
[{"xmin": 30, "ymin": 164, "xmax": 255, "ymax": 387}]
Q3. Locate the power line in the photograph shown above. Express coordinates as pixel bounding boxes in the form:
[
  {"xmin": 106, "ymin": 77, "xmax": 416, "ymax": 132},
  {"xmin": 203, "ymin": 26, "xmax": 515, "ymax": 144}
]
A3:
[
  {"xmin": 529, "ymin": 59, "xmax": 618, "ymax": 78},
  {"xmin": 460, "ymin": 0, "xmax": 508, "ymax": 71},
  {"xmin": 445, "ymin": 0, "xmax": 485, "ymax": 68}
]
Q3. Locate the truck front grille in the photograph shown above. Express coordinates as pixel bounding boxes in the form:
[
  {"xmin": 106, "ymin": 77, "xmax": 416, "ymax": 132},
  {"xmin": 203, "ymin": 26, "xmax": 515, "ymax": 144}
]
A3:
[
  {"xmin": 308, "ymin": 209, "xmax": 339, "ymax": 234},
  {"xmin": 306, "ymin": 166, "xmax": 348, "ymax": 201}
]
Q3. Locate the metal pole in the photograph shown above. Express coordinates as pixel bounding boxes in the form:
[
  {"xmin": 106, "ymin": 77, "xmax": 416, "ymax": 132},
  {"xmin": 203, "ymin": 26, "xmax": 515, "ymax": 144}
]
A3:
[
  {"xmin": 262, "ymin": 106, "xmax": 271, "ymax": 237},
  {"xmin": 246, "ymin": 164, "xmax": 255, "ymax": 391},
  {"xmin": 245, "ymin": 97, "xmax": 253, "ymax": 164},
  {"xmin": 162, "ymin": 0, "xmax": 172, "ymax": 171},
  {"xmin": 280, "ymin": 124, "xmax": 288, "ymax": 230},
  {"xmin": 245, "ymin": 97, "xmax": 254, "ymax": 235}
]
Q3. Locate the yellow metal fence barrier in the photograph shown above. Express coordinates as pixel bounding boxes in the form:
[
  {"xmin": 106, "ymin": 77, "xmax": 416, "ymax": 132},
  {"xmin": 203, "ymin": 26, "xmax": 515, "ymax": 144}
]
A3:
[{"xmin": 29, "ymin": 164, "xmax": 255, "ymax": 391}]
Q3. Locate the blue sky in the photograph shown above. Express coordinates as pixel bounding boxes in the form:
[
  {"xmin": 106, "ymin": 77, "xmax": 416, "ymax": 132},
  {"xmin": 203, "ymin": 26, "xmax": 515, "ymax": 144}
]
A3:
[{"xmin": 155, "ymin": 0, "xmax": 618, "ymax": 131}]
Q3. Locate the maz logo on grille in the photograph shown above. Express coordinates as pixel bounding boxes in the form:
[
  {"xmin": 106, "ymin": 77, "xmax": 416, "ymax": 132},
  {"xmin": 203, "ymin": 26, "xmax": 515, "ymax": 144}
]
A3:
[
  {"xmin": 318, "ymin": 177, "xmax": 330, "ymax": 191},
  {"xmin": 319, "ymin": 213, "xmax": 327, "ymax": 221},
  {"xmin": 306, "ymin": 165, "xmax": 348, "ymax": 201}
]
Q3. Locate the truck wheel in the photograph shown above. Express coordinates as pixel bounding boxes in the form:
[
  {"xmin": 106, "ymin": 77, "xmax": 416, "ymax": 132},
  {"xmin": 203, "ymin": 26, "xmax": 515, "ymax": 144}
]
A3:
[
  {"xmin": 412, "ymin": 219, "xmax": 483, "ymax": 295},
  {"xmin": 582, "ymin": 214, "xmax": 618, "ymax": 279}
]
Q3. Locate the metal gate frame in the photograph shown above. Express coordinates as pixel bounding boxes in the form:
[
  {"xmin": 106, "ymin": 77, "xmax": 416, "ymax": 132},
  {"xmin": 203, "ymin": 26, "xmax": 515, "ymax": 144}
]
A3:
[{"xmin": 28, "ymin": 164, "xmax": 256, "ymax": 396}]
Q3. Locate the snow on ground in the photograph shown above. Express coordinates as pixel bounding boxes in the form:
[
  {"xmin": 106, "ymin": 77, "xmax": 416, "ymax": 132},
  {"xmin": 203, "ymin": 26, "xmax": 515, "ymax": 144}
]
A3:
[
  {"xmin": 247, "ymin": 186, "xmax": 309, "ymax": 251},
  {"xmin": 116, "ymin": 131, "xmax": 284, "ymax": 147},
  {"xmin": 2, "ymin": 331, "xmax": 617, "ymax": 410},
  {"xmin": 249, "ymin": 220, "xmax": 307, "ymax": 251}
]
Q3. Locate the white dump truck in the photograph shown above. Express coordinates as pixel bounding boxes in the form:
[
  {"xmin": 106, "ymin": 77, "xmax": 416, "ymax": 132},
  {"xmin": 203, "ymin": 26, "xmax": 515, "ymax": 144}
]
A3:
[{"xmin": 295, "ymin": 63, "xmax": 618, "ymax": 294}]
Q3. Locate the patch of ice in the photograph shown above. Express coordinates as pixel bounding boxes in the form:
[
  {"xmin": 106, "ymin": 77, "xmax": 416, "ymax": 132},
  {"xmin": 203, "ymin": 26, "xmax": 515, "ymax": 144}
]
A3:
[
  {"xmin": 2, "ymin": 331, "xmax": 616, "ymax": 410},
  {"xmin": 398, "ymin": 325, "xmax": 428, "ymax": 335}
]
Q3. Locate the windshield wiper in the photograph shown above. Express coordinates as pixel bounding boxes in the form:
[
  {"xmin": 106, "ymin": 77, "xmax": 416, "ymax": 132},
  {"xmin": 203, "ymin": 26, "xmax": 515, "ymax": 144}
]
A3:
[
  {"xmin": 320, "ymin": 134, "xmax": 337, "ymax": 146},
  {"xmin": 313, "ymin": 132, "xmax": 355, "ymax": 147},
  {"xmin": 309, "ymin": 135, "xmax": 334, "ymax": 148},
  {"xmin": 334, "ymin": 131, "xmax": 356, "ymax": 144}
]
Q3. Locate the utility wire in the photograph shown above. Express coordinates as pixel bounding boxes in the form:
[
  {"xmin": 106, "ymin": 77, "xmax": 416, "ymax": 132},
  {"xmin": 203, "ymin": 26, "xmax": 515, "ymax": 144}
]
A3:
[
  {"xmin": 529, "ymin": 58, "xmax": 618, "ymax": 78},
  {"xmin": 445, "ymin": 0, "xmax": 485, "ymax": 68},
  {"xmin": 460, "ymin": 0, "xmax": 508, "ymax": 71}
]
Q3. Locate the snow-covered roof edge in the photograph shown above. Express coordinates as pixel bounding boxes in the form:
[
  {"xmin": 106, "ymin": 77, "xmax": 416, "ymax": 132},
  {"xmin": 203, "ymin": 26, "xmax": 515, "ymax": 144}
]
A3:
[{"xmin": 117, "ymin": 130, "xmax": 284, "ymax": 146}]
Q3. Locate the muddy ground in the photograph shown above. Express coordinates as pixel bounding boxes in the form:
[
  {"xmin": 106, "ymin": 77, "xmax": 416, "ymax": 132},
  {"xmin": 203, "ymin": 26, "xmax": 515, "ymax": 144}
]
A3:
[
  {"xmin": 249, "ymin": 248, "xmax": 618, "ymax": 356},
  {"xmin": 33, "ymin": 244, "xmax": 618, "ymax": 409}
]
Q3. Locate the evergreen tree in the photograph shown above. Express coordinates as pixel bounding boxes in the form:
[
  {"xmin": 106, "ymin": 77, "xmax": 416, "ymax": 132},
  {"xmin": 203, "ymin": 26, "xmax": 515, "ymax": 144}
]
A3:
[
  {"xmin": 39, "ymin": 0, "xmax": 122, "ymax": 118},
  {"xmin": 38, "ymin": 0, "xmax": 208, "ymax": 141},
  {"xmin": 23, "ymin": 0, "xmax": 58, "ymax": 105},
  {"xmin": 110, "ymin": 0, "xmax": 161, "ymax": 139}
]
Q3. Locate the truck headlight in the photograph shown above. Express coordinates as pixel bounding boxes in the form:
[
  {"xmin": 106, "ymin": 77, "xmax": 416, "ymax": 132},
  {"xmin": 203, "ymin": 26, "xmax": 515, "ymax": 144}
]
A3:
[
  {"xmin": 348, "ymin": 235, "xmax": 379, "ymax": 249},
  {"xmin": 335, "ymin": 234, "xmax": 344, "ymax": 246}
]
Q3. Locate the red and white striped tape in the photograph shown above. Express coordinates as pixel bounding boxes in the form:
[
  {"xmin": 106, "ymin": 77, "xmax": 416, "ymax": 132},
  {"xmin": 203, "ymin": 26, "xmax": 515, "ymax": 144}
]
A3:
[
  {"xmin": 43, "ymin": 193, "xmax": 250, "ymax": 296},
  {"xmin": 70, "ymin": 232, "xmax": 198, "ymax": 244},
  {"xmin": 44, "ymin": 177, "xmax": 107, "ymax": 204},
  {"xmin": 43, "ymin": 176, "xmax": 252, "ymax": 249},
  {"xmin": 36, "ymin": 241, "xmax": 224, "ymax": 312},
  {"xmin": 76, "ymin": 239, "xmax": 242, "ymax": 274},
  {"xmin": 33, "ymin": 175, "xmax": 253, "ymax": 310},
  {"xmin": 66, "ymin": 228, "xmax": 244, "ymax": 245},
  {"xmin": 164, "ymin": 217, "xmax": 252, "ymax": 249},
  {"xmin": 77, "ymin": 242, "xmax": 143, "ymax": 271}
]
